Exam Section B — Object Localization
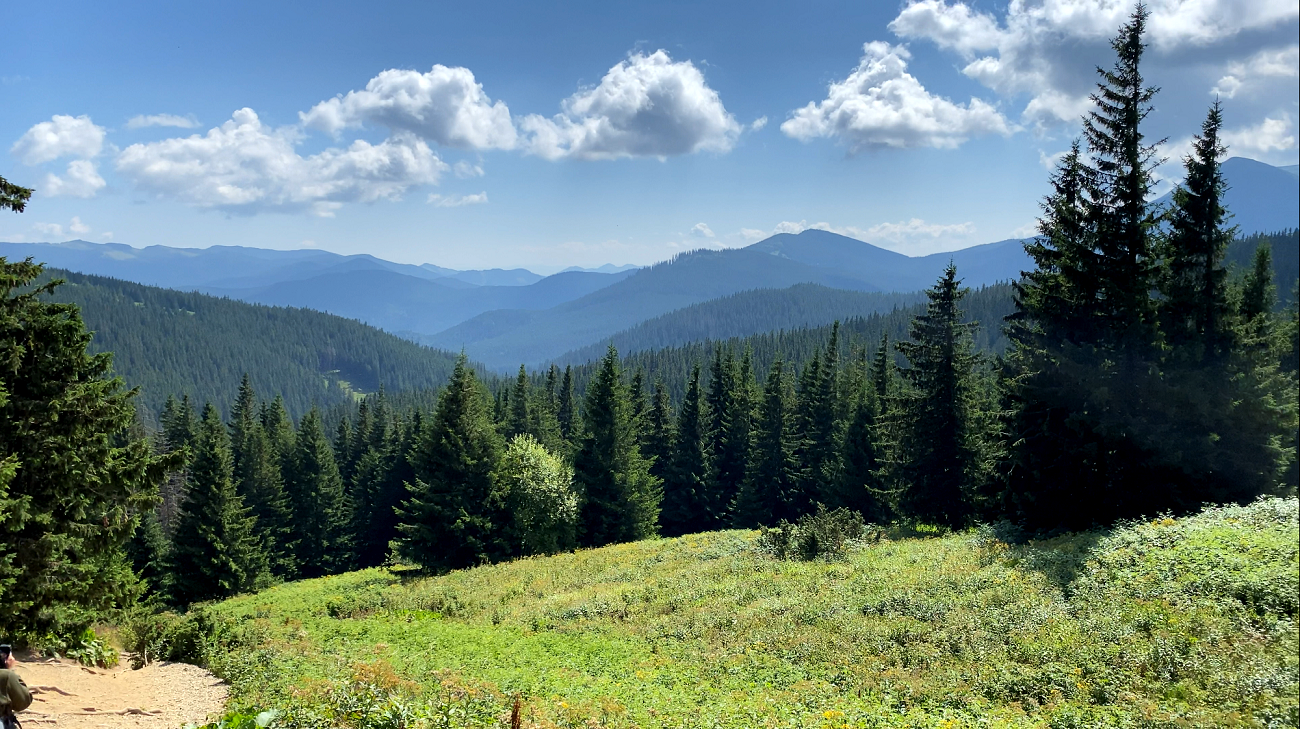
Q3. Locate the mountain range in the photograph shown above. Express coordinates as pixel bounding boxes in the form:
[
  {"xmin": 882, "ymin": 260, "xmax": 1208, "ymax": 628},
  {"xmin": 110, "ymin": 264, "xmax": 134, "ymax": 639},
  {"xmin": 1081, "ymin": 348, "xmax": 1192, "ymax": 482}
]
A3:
[{"xmin": 5, "ymin": 157, "xmax": 1294, "ymax": 370}]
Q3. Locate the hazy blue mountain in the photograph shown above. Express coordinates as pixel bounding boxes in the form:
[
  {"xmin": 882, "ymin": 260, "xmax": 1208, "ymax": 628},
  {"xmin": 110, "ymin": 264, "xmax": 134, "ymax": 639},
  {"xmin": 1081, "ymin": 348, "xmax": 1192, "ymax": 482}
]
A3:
[
  {"xmin": 560, "ymin": 263, "xmax": 642, "ymax": 274},
  {"xmin": 1278, "ymin": 164, "xmax": 1297, "ymax": 177},
  {"xmin": 207, "ymin": 267, "xmax": 637, "ymax": 336},
  {"xmin": 1154, "ymin": 157, "xmax": 1299, "ymax": 235},
  {"xmin": 554, "ymin": 284, "xmax": 928, "ymax": 365},
  {"xmin": 442, "ymin": 268, "xmax": 543, "ymax": 286}
]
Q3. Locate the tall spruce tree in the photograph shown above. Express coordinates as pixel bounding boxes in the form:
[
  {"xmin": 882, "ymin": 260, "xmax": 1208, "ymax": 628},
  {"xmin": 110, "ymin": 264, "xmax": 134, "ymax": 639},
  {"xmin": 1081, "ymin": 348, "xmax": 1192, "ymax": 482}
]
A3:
[
  {"xmin": 733, "ymin": 358, "xmax": 799, "ymax": 527},
  {"xmin": 831, "ymin": 348, "xmax": 888, "ymax": 520},
  {"xmin": 557, "ymin": 365, "xmax": 577, "ymax": 442},
  {"xmin": 705, "ymin": 348, "xmax": 748, "ymax": 528},
  {"xmin": 396, "ymin": 356, "xmax": 510, "ymax": 570},
  {"xmin": 573, "ymin": 346, "xmax": 661, "ymax": 547},
  {"xmin": 507, "ymin": 365, "xmax": 532, "ymax": 439},
  {"xmin": 895, "ymin": 265, "xmax": 983, "ymax": 528},
  {"xmin": 661, "ymin": 365, "xmax": 711, "ymax": 536},
  {"xmin": 643, "ymin": 380, "xmax": 676, "ymax": 484},
  {"xmin": 167, "ymin": 403, "xmax": 266, "ymax": 606},
  {"xmin": 158, "ymin": 394, "xmax": 199, "ymax": 534},
  {"xmin": 1, "ymin": 258, "xmax": 174, "ymax": 634},
  {"xmin": 228, "ymin": 377, "xmax": 295, "ymax": 577},
  {"xmin": 284, "ymin": 409, "xmax": 349, "ymax": 577}
]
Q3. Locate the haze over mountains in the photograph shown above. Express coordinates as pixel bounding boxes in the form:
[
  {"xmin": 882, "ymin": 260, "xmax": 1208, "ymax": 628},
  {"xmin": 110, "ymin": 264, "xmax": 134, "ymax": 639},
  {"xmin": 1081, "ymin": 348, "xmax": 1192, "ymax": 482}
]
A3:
[{"xmin": 4, "ymin": 157, "xmax": 1294, "ymax": 370}]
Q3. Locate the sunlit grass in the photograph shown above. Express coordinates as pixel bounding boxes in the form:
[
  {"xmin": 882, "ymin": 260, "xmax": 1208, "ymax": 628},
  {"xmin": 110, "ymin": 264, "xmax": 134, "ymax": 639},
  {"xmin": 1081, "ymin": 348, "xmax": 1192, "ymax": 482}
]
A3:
[{"xmin": 207, "ymin": 498, "xmax": 1299, "ymax": 727}]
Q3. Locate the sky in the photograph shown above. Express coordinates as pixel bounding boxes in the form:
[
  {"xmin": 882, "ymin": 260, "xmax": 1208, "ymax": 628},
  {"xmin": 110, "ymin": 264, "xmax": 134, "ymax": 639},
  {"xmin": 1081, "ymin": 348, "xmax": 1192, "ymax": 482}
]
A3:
[{"xmin": 3, "ymin": 0, "xmax": 1297, "ymax": 272}]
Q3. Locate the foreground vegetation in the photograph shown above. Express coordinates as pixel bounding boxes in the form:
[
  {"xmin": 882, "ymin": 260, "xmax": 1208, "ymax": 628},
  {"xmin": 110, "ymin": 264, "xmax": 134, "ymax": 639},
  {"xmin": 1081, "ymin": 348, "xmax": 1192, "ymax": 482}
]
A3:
[{"xmin": 185, "ymin": 498, "xmax": 1299, "ymax": 728}]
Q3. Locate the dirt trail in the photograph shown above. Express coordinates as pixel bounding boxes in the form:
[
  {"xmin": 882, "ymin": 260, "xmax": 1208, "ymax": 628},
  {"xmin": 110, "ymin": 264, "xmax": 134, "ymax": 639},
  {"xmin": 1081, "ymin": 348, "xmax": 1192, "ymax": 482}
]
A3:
[{"xmin": 12, "ymin": 653, "xmax": 227, "ymax": 729}]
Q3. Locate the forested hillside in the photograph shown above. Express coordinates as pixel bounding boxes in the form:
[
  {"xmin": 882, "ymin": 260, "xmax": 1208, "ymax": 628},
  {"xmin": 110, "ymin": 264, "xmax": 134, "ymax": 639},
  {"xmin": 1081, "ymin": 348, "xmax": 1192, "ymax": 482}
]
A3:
[
  {"xmin": 556, "ymin": 284, "xmax": 927, "ymax": 365},
  {"xmin": 37, "ymin": 269, "xmax": 467, "ymax": 420}
]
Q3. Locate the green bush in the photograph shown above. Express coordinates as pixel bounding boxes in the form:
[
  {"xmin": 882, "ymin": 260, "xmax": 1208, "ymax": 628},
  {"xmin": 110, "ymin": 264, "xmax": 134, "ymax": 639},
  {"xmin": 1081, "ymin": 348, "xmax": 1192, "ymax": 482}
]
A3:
[
  {"xmin": 757, "ymin": 505, "xmax": 874, "ymax": 560},
  {"xmin": 496, "ymin": 434, "xmax": 578, "ymax": 556},
  {"xmin": 119, "ymin": 605, "xmax": 240, "ymax": 669}
]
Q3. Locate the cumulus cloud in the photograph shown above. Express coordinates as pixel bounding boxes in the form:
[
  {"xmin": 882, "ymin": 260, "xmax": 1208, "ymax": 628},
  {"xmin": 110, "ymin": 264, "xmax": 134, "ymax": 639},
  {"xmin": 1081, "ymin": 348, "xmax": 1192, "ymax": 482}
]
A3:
[
  {"xmin": 453, "ymin": 160, "xmax": 485, "ymax": 178},
  {"xmin": 301, "ymin": 65, "xmax": 517, "ymax": 150},
  {"xmin": 690, "ymin": 222, "xmax": 715, "ymax": 238},
  {"xmin": 68, "ymin": 216, "xmax": 90, "ymax": 234},
  {"xmin": 33, "ymin": 222, "xmax": 64, "ymax": 237},
  {"xmin": 890, "ymin": 0, "xmax": 1300, "ymax": 127},
  {"xmin": 426, "ymin": 191, "xmax": 488, "ymax": 207},
  {"xmin": 750, "ymin": 117, "xmax": 768, "ymax": 131},
  {"xmin": 42, "ymin": 159, "xmax": 106, "ymax": 198},
  {"xmin": 1212, "ymin": 45, "xmax": 1299, "ymax": 98},
  {"xmin": 126, "ymin": 113, "xmax": 199, "ymax": 129},
  {"xmin": 115, "ymin": 108, "xmax": 446, "ymax": 216},
  {"xmin": 782, "ymin": 41, "xmax": 1010, "ymax": 150},
  {"xmin": 520, "ymin": 50, "xmax": 741, "ymax": 160},
  {"xmin": 1222, "ymin": 115, "xmax": 1296, "ymax": 156},
  {"xmin": 11, "ymin": 114, "xmax": 106, "ymax": 165}
]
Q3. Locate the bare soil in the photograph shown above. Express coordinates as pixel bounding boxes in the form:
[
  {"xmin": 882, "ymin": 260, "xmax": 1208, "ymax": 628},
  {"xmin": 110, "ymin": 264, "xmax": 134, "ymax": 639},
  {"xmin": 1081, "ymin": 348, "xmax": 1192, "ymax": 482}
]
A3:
[{"xmin": 12, "ymin": 653, "xmax": 227, "ymax": 729}]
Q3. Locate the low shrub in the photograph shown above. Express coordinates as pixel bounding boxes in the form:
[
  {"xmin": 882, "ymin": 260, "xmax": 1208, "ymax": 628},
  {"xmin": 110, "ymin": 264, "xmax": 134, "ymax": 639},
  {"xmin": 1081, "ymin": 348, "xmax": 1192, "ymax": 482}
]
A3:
[{"xmin": 757, "ymin": 505, "xmax": 875, "ymax": 560}]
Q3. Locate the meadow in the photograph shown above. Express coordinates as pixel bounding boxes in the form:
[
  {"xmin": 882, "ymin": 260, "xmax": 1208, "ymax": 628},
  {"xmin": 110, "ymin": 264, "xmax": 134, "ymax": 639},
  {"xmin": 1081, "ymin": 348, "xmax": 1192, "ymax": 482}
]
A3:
[{"xmin": 197, "ymin": 498, "xmax": 1299, "ymax": 728}]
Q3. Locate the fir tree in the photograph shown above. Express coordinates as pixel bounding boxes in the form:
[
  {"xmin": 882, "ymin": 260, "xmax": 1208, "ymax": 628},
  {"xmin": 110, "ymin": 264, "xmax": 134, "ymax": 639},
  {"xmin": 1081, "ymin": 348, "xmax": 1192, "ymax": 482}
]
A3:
[
  {"xmin": 157, "ymin": 394, "xmax": 199, "ymax": 535},
  {"xmin": 1240, "ymin": 243, "xmax": 1277, "ymax": 324},
  {"xmin": 733, "ymin": 358, "xmax": 799, "ymax": 527},
  {"xmin": 557, "ymin": 365, "xmax": 577, "ymax": 441},
  {"xmin": 1, "ymin": 258, "xmax": 174, "ymax": 634},
  {"xmin": 396, "ymin": 356, "xmax": 510, "ymax": 570},
  {"xmin": 126, "ymin": 507, "xmax": 170, "ymax": 598},
  {"xmin": 284, "ymin": 409, "xmax": 348, "ymax": 577},
  {"xmin": 573, "ymin": 346, "xmax": 661, "ymax": 547},
  {"xmin": 895, "ymin": 265, "xmax": 982, "ymax": 529},
  {"xmin": 228, "ymin": 378, "xmax": 295, "ymax": 577},
  {"xmin": 167, "ymin": 404, "xmax": 266, "ymax": 605},
  {"xmin": 661, "ymin": 365, "xmax": 710, "ymax": 536},
  {"xmin": 1161, "ymin": 101, "xmax": 1234, "ymax": 360},
  {"xmin": 507, "ymin": 365, "xmax": 531, "ymax": 439},
  {"xmin": 643, "ymin": 380, "xmax": 676, "ymax": 483},
  {"xmin": 705, "ymin": 348, "xmax": 746, "ymax": 528}
]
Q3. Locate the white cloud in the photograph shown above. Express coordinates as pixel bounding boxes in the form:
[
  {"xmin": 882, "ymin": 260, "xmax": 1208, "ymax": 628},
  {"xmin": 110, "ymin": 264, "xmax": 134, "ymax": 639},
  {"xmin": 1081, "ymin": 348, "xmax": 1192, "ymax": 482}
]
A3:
[
  {"xmin": 1222, "ymin": 115, "xmax": 1296, "ymax": 156},
  {"xmin": 740, "ymin": 227, "xmax": 767, "ymax": 242},
  {"xmin": 690, "ymin": 222, "xmax": 715, "ymax": 238},
  {"xmin": 126, "ymin": 113, "xmax": 199, "ymax": 129},
  {"xmin": 426, "ymin": 191, "xmax": 488, "ymax": 207},
  {"xmin": 520, "ymin": 50, "xmax": 741, "ymax": 160},
  {"xmin": 301, "ymin": 65, "xmax": 517, "ymax": 151},
  {"xmin": 1213, "ymin": 45, "xmax": 1299, "ymax": 98},
  {"xmin": 115, "ymin": 108, "xmax": 446, "ymax": 215},
  {"xmin": 750, "ymin": 116, "xmax": 768, "ymax": 131},
  {"xmin": 11, "ymin": 114, "xmax": 106, "ymax": 165},
  {"xmin": 782, "ymin": 41, "xmax": 1010, "ymax": 150},
  {"xmin": 890, "ymin": 0, "xmax": 1300, "ymax": 127},
  {"xmin": 41, "ymin": 159, "xmax": 106, "ymax": 198},
  {"xmin": 33, "ymin": 222, "xmax": 64, "ymax": 237},
  {"xmin": 453, "ymin": 160, "xmax": 485, "ymax": 178},
  {"xmin": 68, "ymin": 216, "xmax": 90, "ymax": 234}
]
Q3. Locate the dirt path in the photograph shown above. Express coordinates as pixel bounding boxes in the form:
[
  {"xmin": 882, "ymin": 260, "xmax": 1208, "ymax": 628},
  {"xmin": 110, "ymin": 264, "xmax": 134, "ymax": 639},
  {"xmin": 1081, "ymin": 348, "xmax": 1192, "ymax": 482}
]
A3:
[{"xmin": 12, "ymin": 653, "xmax": 227, "ymax": 729}]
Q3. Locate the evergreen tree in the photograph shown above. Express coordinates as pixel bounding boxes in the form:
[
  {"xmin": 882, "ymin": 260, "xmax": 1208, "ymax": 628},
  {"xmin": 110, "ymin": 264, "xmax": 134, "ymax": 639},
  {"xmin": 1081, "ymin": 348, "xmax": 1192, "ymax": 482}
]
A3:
[
  {"xmin": 1161, "ymin": 101, "xmax": 1234, "ymax": 360},
  {"xmin": 334, "ymin": 417, "xmax": 355, "ymax": 485},
  {"xmin": 895, "ymin": 265, "xmax": 983, "ymax": 528},
  {"xmin": 126, "ymin": 507, "xmax": 169, "ymax": 597},
  {"xmin": 157, "ymin": 394, "xmax": 199, "ymax": 535},
  {"xmin": 573, "ymin": 346, "xmax": 661, "ymax": 547},
  {"xmin": 661, "ymin": 365, "xmax": 711, "ymax": 536},
  {"xmin": 0, "ymin": 175, "xmax": 33, "ymax": 213},
  {"xmin": 733, "ymin": 358, "xmax": 799, "ymax": 527},
  {"xmin": 801, "ymin": 324, "xmax": 843, "ymax": 505},
  {"xmin": 557, "ymin": 365, "xmax": 577, "ymax": 441},
  {"xmin": 507, "ymin": 365, "xmax": 531, "ymax": 439},
  {"xmin": 396, "ymin": 356, "xmax": 510, "ymax": 570},
  {"xmin": 228, "ymin": 378, "xmax": 295, "ymax": 577},
  {"xmin": 284, "ymin": 409, "xmax": 348, "ymax": 577},
  {"xmin": 1240, "ymin": 244, "xmax": 1277, "ymax": 324},
  {"xmin": 871, "ymin": 333, "xmax": 894, "ymax": 405},
  {"xmin": 353, "ymin": 410, "xmax": 417, "ymax": 568},
  {"xmin": 705, "ymin": 348, "xmax": 746, "ymax": 528},
  {"xmin": 1, "ymin": 258, "xmax": 174, "ymax": 634},
  {"xmin": 629, "ymin": 369, "xmax": 648, "ymax": 431},
  {"xmin": 643, "ymin": 380, "xmax": 676, "ymax": 483},
  {"xmin": 167, "ymin": 404, "xmax": 266, "ymax": 605}
]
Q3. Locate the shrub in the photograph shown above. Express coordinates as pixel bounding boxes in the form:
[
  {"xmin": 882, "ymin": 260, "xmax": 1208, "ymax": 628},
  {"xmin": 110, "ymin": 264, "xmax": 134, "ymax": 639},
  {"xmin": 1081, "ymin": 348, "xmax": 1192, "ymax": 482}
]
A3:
[
  {"xmin": 757, "ymin": 505, "xmax": 874, "ymax": 561},
  {"xmin": 496, "ymin": 435, "xmax": 578, "ymax": 556}
]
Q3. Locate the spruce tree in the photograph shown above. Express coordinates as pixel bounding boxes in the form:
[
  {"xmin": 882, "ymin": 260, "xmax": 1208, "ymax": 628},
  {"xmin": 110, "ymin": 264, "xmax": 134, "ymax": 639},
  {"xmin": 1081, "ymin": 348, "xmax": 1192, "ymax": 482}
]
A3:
[
  {"xmin": 228, "ymin": 379, "xmax": 295, "ymax": 577},
  {"xmin": 508, "ymin": 365, "xmax": 531, "ymax": 439},
  {"xmin": 354, "ymin": 411, "xmax": 416, "ymax": 567},
  {"xmin": 643, "ymin": 380, "xmax": 676, "ymax": 483},
  {"xmin": 1161, "ymin": 101, "xmax": 1234, "ymax": 360},
  {"xmin": 126, "ymin": 507, "xmax": 169, "ymax": 597},
  {"xmin": 895, "ymin": 265, "xmax": 982, "ymax": 528},
  {"xmin": 284, "ymin": 409, "xmax": 349, "ymax": 577},
  {"xmin": 158, "ymin": 394, "xmax": 199, "ymax": 535},
  {"xmin": 167, "ymin": 404, "xmax": 266, "ymax": 605},
  {"xmin": 661, "ymin": 365, "xmax": 710, "ymax": 536},
  {"xmin": 733, "ymin": 358, "xmax": 799, "ymax": 527},
  {"xmin": 557, "ymin": 365, "xmax": 577, "ymax": 441},
  {"xmin": 396, "ymin": 356, "xmax": 510, "ymax": 570},
  {"xmin": 705, "ymin": 348, "xmax": 746, "ymax": 528},
  {"xmin": 573, "ymin": 346, "xmax": 661, "ymax": 547},
  {"xmin": 1, "ymin": 258, "xmax": 174, "ymax": 634}
]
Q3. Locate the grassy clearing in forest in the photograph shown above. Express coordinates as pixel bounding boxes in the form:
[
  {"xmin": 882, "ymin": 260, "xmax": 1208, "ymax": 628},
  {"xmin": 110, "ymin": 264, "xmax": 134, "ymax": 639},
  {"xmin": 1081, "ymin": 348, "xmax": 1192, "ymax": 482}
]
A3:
[{"xmin": 203, "ymin": 498, "xmax": 1299, "ymax": 728}]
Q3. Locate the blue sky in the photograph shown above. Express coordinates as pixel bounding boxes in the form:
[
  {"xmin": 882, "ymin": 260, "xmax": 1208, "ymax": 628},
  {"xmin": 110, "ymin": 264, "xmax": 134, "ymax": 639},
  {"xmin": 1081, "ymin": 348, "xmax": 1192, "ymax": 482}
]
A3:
[{"xmin": 3, "ymin": 0, "xmax": 1297, "ymax": 271}]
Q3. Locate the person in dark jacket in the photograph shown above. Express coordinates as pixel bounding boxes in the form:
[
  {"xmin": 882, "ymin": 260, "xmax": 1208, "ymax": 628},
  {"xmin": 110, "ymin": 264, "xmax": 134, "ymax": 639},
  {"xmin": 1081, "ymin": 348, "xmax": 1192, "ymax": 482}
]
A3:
[{"xmin": 0, "ymin": 645, "xmax": 32, "ymax": 729}]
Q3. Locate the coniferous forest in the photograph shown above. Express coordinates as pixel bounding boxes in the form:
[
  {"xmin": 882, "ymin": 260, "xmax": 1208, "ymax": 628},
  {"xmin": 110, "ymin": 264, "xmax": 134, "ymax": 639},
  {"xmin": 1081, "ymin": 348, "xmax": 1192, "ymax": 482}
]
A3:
[{"xmin": 1, "ymin": 8, "xmax": 1299, "ymax": 726}]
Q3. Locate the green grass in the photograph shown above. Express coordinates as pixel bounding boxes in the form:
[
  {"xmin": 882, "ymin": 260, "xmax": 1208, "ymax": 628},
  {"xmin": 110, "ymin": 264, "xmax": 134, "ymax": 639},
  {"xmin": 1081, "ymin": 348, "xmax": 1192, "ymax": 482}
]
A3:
[{"xmin": 204, "ymin": 498, "xmax": 1299, "ymax": 728}]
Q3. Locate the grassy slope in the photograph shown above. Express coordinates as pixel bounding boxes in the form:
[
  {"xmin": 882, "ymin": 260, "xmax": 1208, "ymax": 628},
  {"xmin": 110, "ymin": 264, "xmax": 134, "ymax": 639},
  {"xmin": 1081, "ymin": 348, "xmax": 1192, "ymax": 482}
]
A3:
[{"xmin": 208, "ymin": 499, "xmax": 1298, "ymax": 728}]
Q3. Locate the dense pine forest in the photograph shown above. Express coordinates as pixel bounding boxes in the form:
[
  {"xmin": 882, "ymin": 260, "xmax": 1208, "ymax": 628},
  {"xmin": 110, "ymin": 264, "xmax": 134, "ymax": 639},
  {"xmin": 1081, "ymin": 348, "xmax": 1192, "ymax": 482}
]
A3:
[{"xmin": 35, "ymin": 269, "xmax": 470, "ymax": 420}]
